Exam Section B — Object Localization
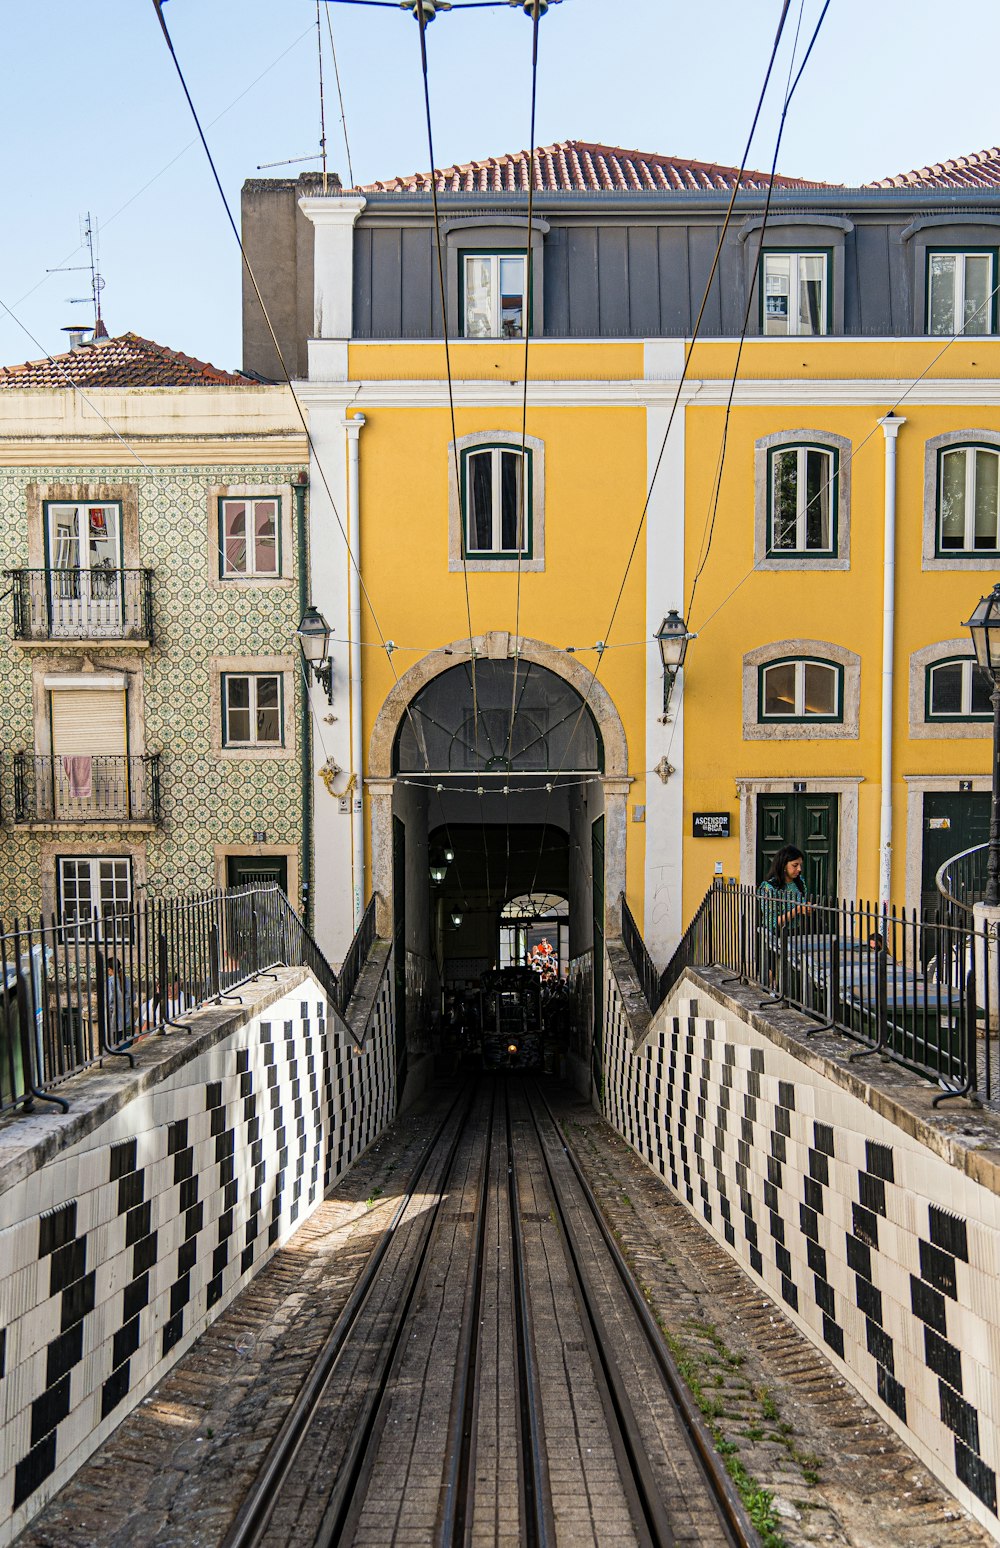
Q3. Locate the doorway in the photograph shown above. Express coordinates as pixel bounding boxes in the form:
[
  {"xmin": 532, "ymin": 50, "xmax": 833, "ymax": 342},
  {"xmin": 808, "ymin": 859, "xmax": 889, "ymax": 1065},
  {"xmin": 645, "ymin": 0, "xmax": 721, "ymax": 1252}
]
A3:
[
  {"xmin": 920, "ymin": 792, "xmax": 991, "ymax": 916},
  {"xmin": 226, "ymin": 854, "xmax": 288, "ymax": 892},
  {"xmin": 756, "ymin": 792, "xmax": 839, "ymax": 898}
]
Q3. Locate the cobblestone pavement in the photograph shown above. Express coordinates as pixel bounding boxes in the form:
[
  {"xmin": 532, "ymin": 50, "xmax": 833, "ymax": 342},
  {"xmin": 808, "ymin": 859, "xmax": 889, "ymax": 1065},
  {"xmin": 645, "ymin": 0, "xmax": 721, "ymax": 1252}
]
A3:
[{"xmin": 551, "ymin": 1089, "xmax": 995, "ymax": 1548}]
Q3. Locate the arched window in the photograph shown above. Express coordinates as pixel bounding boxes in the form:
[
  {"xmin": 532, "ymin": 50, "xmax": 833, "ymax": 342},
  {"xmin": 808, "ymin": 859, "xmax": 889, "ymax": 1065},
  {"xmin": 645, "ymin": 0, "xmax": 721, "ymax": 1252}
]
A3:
[
  {"xmin": 767, "ymin": 444, "xmax": 837, "ymax": 556},
  {"xmin": 926, "ymin": 657, "xmax": 992, "ymax": 722},
  {"xmin": 463, "ymin": 444, "xmax": 531, "ymax": 557},
  {"xmin": 937, "ymin": 444, "xmax": 1000, "ymax": 554},
  {"xmin": 759, "ymin": 658, "xmax": 842, "ymax": 722}
]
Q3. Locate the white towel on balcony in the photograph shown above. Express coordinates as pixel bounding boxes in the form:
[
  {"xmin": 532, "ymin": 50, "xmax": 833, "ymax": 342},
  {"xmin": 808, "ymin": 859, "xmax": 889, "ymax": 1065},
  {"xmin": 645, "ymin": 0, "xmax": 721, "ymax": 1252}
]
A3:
[{"xmin": 63, "ymin": 755, "xmax": 92, "ymax": 799}]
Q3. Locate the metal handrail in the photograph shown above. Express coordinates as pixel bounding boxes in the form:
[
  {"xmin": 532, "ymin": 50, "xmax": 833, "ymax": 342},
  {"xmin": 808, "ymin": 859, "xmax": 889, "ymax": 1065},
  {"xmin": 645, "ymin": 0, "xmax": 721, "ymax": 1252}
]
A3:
[
  {"xmin": 333, "ymin": 894, "xmax": 380, "ymax": 1016},
  {"xmin": 631, "ymin": 882, "xmax": 995, "ymax": 1104},
  {"xmin": 620, "ymin": 893, "xmax": 661, "ymax": 1014},
  {"xmin": 935, "ymin": 841, "xmax": 989, "ymax": 917},
  {"xmin": 0, "ymin": 885, "xmax": 353, "ymax": 1118}
]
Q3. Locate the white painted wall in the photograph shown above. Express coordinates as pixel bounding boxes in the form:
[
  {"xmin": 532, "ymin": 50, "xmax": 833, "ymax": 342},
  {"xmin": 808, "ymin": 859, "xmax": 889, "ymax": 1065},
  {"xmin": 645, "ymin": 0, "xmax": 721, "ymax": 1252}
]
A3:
[{"xmin": 643, "ymin": 341, "xmax": 687, "ymax": 962}]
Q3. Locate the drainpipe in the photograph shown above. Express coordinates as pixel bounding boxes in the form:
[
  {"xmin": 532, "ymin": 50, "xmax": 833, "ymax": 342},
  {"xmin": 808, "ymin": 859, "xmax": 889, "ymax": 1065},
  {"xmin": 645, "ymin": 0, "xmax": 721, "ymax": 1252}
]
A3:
[
  {"xmin": 293, "ymin": 473, "xmax": 313, "ymax": 930},
  {"xmin": 345, "ymin": 415, "xmax": 366, "ymax": 928},
  {"xmin": 878, "ymin": 413, "xmax": 904, "ymax": 909}
]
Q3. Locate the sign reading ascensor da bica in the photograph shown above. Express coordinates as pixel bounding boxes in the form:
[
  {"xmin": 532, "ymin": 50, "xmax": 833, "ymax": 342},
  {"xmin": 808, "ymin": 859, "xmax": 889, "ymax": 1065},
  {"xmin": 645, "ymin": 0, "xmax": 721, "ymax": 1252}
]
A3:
[{"xmin": 692, "ymin": 812, "xmax": 731, "ymax": 838}]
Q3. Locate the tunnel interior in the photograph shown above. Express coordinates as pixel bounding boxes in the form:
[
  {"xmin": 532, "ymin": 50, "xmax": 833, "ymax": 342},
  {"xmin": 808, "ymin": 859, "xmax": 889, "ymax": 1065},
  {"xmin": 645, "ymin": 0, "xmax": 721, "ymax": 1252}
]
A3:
[{"xmin": 390, "ymin": 656, "xmax": 605, "ymax": 1074}]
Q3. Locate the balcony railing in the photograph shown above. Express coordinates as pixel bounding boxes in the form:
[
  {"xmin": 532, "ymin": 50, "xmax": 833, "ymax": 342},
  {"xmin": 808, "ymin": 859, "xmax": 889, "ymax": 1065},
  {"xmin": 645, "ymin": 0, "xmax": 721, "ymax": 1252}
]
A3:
[
  {"xmin": 7, "ymin": 568, "xmax": 153, "ymax": 642},
  {"xmin": 14, "ymin": 754, "xmax": 162, "ymax": 824},
  {"xmin": 936, "ymin": 842, "xmax": 990, "ymax": 921}
]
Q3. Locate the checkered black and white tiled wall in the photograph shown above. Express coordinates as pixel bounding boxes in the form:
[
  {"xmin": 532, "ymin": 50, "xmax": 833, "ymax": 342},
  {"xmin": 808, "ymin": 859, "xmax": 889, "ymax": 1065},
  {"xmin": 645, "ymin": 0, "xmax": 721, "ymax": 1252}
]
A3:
[
  {"xmin": 0, "ymin": 969, "xmax": 396, "ymax": 1545},
  {"xmin": 601, "ymin": 960, "xmax": 1000, "ymax": 1539}
]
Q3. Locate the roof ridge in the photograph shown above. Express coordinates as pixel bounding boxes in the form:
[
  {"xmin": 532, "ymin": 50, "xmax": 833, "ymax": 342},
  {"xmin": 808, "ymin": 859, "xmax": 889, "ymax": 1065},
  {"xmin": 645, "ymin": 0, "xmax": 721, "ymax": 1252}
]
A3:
[{"xmin": 0, "ymin": 331, "xmax": 256, "ymax": 388}]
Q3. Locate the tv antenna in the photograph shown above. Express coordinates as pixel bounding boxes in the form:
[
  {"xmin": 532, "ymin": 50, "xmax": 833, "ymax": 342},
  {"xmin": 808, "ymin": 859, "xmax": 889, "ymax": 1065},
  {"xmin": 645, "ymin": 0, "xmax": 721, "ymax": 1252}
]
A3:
[{"xmin": 48, "ymin": 213, "xmax": 108, "ymax": 339}]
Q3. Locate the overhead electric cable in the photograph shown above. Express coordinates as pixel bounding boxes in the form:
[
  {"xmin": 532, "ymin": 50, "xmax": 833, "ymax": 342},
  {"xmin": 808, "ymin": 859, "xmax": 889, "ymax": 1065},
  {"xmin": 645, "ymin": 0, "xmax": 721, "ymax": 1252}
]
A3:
[
  {"xmin": 414, "ymin": 4, "xmax": 481, "ymax": 755},
  {"xmin": 524, "ymin": 0, "xmax": 795, "ymax": 901},
  {"xmin": 324, "ymin": 1, "xmax": 356, "ymax": 189}
]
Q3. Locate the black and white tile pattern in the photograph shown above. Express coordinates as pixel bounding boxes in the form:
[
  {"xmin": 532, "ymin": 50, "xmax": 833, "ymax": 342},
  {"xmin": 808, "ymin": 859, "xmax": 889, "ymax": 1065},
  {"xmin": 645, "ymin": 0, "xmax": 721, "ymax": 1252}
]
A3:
[
  {"xmin": 0, "ymin": 968, "xmax": 396, "ymax": 1544},
  {"xmin": 602, "ymin": 958, "xmax": 1000, "ymax": 1534}
]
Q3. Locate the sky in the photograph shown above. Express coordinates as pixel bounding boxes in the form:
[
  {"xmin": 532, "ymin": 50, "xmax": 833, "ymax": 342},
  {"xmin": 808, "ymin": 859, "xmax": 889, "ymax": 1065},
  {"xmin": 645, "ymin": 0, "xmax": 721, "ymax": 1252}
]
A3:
[{"xmin": 2, "ymin": 0, "xmax": 1000, "ymax": 372}]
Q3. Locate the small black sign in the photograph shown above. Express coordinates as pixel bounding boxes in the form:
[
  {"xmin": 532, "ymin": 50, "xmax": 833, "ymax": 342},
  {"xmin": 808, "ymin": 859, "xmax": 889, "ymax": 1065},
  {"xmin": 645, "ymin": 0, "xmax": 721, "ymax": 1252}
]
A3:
[{"xmin": 693, "ymin": 811, "xmax": 730, "ymax": 838}]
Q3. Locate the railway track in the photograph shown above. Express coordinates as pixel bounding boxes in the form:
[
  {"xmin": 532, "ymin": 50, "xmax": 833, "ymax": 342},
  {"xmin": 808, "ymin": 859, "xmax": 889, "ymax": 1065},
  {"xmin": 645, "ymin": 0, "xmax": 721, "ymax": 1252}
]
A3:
[{"xmin": 223, "ymin": 1077, "xmax": 760, "ymax": 1548}]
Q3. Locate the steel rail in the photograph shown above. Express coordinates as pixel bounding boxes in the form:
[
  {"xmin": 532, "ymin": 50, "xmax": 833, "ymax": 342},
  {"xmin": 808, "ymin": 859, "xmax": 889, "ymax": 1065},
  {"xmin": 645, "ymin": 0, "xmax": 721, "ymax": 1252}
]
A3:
[
  {"xmin": 324, "ymin": 1081, "xmax": 492, "ymax": 1546},
  {"xmin": 221, "ymin": 1081, "xmax": 475, "ymax": 1548},
  {"xmin": 505, "ymin": 1082, "xmax": 556, "ymax": 1548},
  {"xmin": 530, "ymin": 1083, "xmax": 760, "ymax": 1548},
  {"xmin": 438, "ymin": 1082, "xmax": 497, "ymax": 1545},
  {"xmin": 521, "ymin": 1086, "xmax": 664, "ymax": 1548}
]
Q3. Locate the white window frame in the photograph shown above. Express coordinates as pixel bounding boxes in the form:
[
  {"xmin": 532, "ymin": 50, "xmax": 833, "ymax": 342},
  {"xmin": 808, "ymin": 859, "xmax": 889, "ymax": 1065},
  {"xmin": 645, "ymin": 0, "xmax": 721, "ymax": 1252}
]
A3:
[
  {"xmin": 222, "ymin": 672, "xmax": 284, "ymax": 748},
  {"xmin": 937, "ymin": 444, "xmax": 1000, "ymax": 554},
  {"xmin": 927, "ymin": 250, "xmax": 996, "ymax": 336},
  {"xmin": 762, "ymin": 251, "xmax": 829, "ymax": 336},
  {"xmin": 768, "ymin": 445, "xmax": 836, "ymax": 555},
  {"xmin": 927, "ymin": 658, "xmax": 992, "ymax": 721},
  {"xmin": 760, "ymin": 658, "xmax": 842, "ymax": 721},
  {"xmin": 219, "ymin": 497, "xmax": 281, "ymax": 579},
  {"xmin": 464, "ymin": 446, "xmax": 530, "ymax": 557},
  {"xmin": 462, "ymin": 253, "xmax": 527, "ymax": 339},
  {"xmin": 58, "ymin": 855, "xmax": 133, "ymax": 928}
]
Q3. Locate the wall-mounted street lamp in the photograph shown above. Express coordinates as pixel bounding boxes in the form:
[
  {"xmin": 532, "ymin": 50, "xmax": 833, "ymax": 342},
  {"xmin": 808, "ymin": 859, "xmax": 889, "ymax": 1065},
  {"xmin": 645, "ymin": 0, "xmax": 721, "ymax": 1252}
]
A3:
[
  {"xmin": 964, "ymin": 582, "xmax": 1000, "ymax": 906},
  {"xmin": 655, "ymin": 610, "xmax": 695, "ymax": 723},
  {"xmin": 296, "ymin": 605, "xmax": 334, "ymax": 704}
]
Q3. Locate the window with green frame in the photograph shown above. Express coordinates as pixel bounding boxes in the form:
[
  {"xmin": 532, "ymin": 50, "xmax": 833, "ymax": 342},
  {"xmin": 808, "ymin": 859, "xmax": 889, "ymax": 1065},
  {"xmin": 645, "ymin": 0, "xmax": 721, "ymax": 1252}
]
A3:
[
  {"xmin": 767, "ymin": 444, "xmax": 837, "ymax": 556},
  {"xmin": 219, "ymin": 497, "xmax": 281, "ymax": 578},
  {"xmin": 462, "ymin": 445, "xmax": 532, "ymax": 557},
  {"xmin": 221, "ymin": 672, "xmax": 283, "ymax": 746},
  {"xmin": 461, "ymin": 252, "xmax": 528, "ymax": 339},
  {"xmin": 936, "ymin": 444, "xmax": 1000, "ymax": 555},
  {"xmin": 926, "ymin": 657, "xmax": 993, "ymax": 722},
  {"xmin": 760, "ymin": 250, "xmax": 831, "ymax": 336},
  {"xmin": 927, "ymin": 249, "xmax": 997, "ymax": 336},
  {"xmin": 759, "ymin": 657, "xmax": 842, "ymax": 722}
]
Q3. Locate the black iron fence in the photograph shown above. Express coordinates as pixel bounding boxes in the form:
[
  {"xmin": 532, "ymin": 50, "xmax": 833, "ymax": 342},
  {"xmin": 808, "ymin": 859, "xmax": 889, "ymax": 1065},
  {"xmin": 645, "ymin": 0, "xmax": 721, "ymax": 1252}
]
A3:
[
  {"xmin": 623, "ymin": 882, "xmax": 999, "ymax": 1102},
  {"xmin": 14, "ymin": 754, "xmax": 162, "ymax": 824},
  {"xmin": 333, "ymin": 894, "xmax": 379, "ymax": 1016},
  {"xmin": 7, "ymin": 568, "xmax": 154, "ymax": 642},
  {"xmin": 0, "ymin": 885, "xmax": 364, "ymax": 1119}
]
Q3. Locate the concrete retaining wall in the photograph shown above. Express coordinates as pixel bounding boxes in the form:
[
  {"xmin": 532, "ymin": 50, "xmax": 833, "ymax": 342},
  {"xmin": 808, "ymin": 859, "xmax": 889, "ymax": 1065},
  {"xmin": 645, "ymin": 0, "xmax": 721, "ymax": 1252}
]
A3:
[
  {"xmin": 601, "ymin": 955, "xmax": 1000, "ymax": 1539},
  {"xmin": 0, "ymin": 963, "xmax": 395, "ymax": 1544}
]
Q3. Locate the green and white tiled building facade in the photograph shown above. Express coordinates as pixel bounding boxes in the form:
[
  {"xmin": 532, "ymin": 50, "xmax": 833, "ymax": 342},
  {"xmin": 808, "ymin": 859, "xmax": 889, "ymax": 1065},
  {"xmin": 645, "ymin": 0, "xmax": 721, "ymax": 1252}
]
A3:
[{"xmin": 0, "ymin": 384, "xmax": 311, "ymax": 926}]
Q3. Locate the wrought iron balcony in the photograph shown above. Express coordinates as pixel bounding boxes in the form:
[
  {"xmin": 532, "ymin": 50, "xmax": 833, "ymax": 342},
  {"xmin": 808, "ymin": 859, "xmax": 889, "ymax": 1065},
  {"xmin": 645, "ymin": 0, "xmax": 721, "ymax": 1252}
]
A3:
[
  {"xmin": 14, "ymin": 754, "xmax": 162, "ymax": 824},
  {"xmin": 7, "ymin": 568, "xmax": 154, "ymax": 643}
]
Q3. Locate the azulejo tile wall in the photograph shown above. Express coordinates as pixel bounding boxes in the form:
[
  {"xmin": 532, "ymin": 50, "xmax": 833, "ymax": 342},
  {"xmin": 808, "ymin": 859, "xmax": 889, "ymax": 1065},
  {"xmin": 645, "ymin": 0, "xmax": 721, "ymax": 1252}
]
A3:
[
  {"xmin": 0, "ymin": 967, "xmax": 396, "ymax": 1546},
  {"xmin": 601, "ymin": 959, "xmax": 1000, "ymax": 1539},
  {"xmin": 0, "ymin": 462, "xmax": 307, "ymax": 919}
]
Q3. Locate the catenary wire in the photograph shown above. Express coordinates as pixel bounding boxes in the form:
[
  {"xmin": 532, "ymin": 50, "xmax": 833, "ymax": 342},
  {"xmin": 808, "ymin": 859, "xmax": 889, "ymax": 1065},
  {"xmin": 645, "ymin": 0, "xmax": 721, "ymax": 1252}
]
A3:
[
  {"xmin": 687, "ymin": 0, "xmax": 829, "ymax": 620},
  {"xmin": 524, "ymin": 0, "xmax": 795, "ymax": 901},
  {"xmin": 324, "ymin": 0, "xmax": 356, "ymax": 189}
]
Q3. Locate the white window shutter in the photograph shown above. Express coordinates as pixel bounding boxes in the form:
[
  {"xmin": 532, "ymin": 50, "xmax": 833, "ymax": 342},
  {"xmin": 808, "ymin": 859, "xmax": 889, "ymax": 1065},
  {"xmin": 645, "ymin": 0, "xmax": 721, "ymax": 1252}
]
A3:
[{"xmin": 50, "ymin": 689, "xmax": 127, "ymax": 755}]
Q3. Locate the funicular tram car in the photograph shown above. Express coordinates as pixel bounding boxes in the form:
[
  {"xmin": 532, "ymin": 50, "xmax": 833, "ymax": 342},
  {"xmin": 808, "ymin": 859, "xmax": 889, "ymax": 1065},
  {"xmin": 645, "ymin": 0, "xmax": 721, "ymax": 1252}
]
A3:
[{"xmin": 480, "ymin": 966, "xmax": 543, "ymax": 1069}]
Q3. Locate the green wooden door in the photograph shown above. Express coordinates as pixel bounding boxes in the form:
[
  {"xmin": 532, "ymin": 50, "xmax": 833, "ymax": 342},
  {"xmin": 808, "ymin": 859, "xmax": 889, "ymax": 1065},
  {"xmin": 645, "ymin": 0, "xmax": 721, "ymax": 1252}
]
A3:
[
  {"xmin": 756, "ymin": 793, "xmax": 839, "ymax": 899},
  {"xmin": 392, "ymin": 816, "xmax": 407, "ymax": 1080},
  {"xmin": 921, "ymin": 792, "xmax": 991, "ymax": 916}
]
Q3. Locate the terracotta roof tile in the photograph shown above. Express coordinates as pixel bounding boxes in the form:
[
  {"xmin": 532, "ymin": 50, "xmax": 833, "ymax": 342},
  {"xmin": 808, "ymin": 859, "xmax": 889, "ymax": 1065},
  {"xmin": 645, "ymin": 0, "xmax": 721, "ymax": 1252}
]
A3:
[
  {"xmin": 0, "ymin": 332, "xmax": 257, "ymax": 389},
  {"xmin": 868, "ymin": 147, "xmax": 1000, "ymax": 190},
  {"xmin": 358, "ymin": 138, "xmax": 833, "ymax": 194}
]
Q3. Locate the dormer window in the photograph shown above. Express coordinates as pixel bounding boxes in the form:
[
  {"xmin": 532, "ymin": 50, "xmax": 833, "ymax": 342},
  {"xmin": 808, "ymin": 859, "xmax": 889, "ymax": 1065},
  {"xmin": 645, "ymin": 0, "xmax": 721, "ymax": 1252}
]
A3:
[
  {"xmin": 462, "ymin": 253, "xmax": 527, "ymax": 339},
  {"xmin": 761, "ymin": 251, "xmax": 829, "ymax": 336},
  {"xmin": 928, "ymin": 250, "xmax": 996, "ymax": 336}
]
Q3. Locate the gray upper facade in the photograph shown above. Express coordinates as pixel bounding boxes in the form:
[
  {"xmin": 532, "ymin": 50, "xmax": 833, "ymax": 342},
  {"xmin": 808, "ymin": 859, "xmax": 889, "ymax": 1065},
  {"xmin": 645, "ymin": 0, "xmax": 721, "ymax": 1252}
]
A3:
[{"xmin": 240, "ymin": 141, "xmax": 1000, "ymax": 377}]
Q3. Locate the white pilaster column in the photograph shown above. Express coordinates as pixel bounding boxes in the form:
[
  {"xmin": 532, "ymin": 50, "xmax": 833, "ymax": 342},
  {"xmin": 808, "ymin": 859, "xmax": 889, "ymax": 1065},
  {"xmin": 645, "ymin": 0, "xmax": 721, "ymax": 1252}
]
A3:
[
  {"xmin": 879, "ymin": 413, "xmax": 904, "ymax": 909},
  {"xmin": 298, "ymin": 196, "xmax": 366, "ymax": 342},
  {"xmin": 345, "ymin": 413, "xmax": 366, "ymax": 926}
]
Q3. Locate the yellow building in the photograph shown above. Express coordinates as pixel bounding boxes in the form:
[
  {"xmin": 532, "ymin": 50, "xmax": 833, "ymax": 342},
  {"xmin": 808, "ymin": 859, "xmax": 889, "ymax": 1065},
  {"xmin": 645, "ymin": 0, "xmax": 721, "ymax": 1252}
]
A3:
[{"xmin": 242, "ymin": 141, "xmax": 1000, "ymax": 1080}]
